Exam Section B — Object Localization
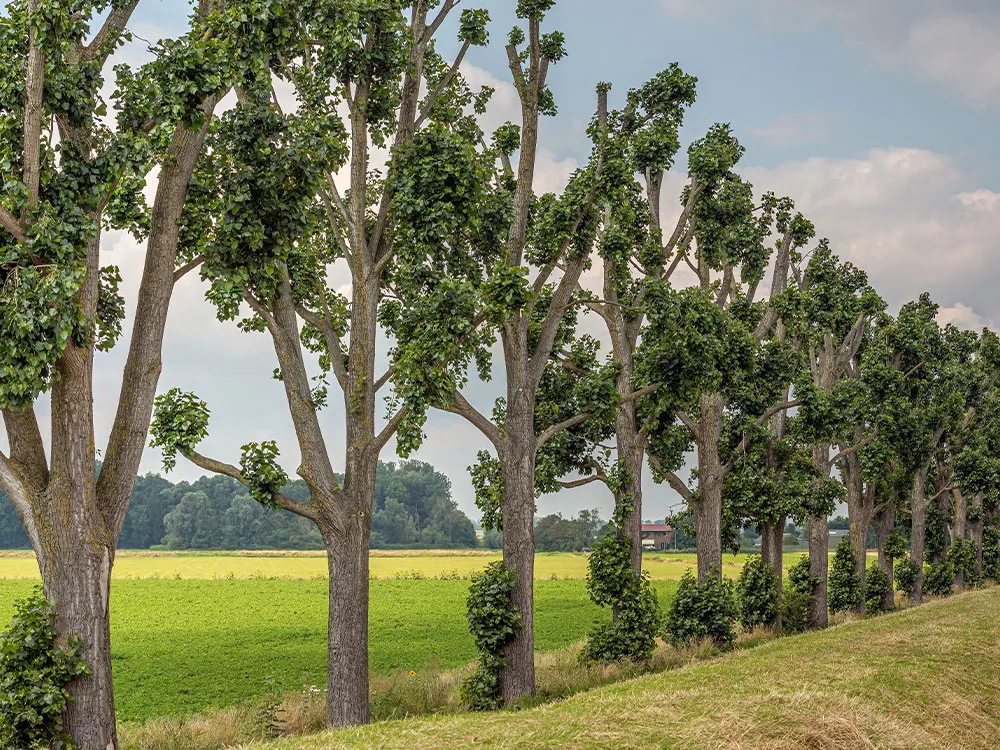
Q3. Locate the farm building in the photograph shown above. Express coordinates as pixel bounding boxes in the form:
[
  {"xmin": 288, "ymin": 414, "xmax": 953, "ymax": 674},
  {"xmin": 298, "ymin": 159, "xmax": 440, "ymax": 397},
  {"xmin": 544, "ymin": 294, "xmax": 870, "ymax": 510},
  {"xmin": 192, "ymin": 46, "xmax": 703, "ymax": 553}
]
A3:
[{"xmin": 641, "ymin": 523, "xmax": 673, "ymax": 550}]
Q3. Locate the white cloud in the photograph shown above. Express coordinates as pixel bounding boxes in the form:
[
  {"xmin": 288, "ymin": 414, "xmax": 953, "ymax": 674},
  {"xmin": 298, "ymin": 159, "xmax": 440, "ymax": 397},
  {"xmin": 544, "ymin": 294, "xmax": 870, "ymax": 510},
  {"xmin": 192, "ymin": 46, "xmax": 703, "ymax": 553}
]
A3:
[
  {"xmin": 659, "ymin": 0, "xmax": 1000, "ymax": 107},
  {"xmin": 739, "ymin": 147, "xmax": 1000, "ymax": 324}
]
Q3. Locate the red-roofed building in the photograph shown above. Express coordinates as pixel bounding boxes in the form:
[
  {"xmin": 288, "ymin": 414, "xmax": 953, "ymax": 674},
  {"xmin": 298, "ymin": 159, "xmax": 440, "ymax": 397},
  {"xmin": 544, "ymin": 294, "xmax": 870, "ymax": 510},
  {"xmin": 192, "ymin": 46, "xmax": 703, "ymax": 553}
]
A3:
[{"xmin": 641, "ymin": 523, "xmax": 673, "ymax": 550}]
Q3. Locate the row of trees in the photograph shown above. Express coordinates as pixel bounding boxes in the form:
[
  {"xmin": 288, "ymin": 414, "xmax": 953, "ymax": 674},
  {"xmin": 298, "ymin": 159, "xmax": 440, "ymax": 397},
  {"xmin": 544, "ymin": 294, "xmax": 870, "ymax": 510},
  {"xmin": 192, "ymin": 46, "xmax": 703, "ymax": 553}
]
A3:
[
  {"xmin": 0, "ymin": 460, "xmax": 474, "ymax": 550},
  {"xmin": 1, "ymin": 1, "xmax": 998, "ymax": 746}
]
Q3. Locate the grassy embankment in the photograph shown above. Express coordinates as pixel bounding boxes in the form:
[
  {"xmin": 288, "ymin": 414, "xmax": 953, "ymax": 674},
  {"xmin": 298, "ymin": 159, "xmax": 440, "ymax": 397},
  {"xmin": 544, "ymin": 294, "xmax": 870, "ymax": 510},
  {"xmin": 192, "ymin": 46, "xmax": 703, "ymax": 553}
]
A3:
[{"xmin": 252, "ymin": 586, "xmax": 1000, "ymax": 750}]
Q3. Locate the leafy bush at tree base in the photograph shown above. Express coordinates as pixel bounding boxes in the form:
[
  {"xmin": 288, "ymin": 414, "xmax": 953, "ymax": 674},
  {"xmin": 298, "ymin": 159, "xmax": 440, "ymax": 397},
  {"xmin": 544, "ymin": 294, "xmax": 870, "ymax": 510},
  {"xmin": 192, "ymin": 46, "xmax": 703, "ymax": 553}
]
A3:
[
  {"xmin": 0, "ymin": 590, "xmax": 90, "ymax": 750},
  {"xmin": 461, "ymin": 562, "xmax": 521, "ymax": 711},
  {"xmin": 779, "ymin": 585, "xmax": 812, "ymax": 634},
  {"xmin": 828, "ymin": 538, "xmax": 862, "ymax": 613},
  {"xmin": 735, "ymin": 555, "xmax": 779, "ymax": 630},
  {"xmin": 787, "ymin": 555, "xmax": 818, "ymax": 596},
  {"xmin": 923, "ymin": 560, "xmax": 956, "ymax": 597},
  {"xmin": 894, "ymin": 557, "xmax": 919, "ymax": 596},
  {"xmin": 664, "ymin": 570, "xmax": 737, "ymax": 648},
  {"xmin": 864, "ymin": 563, "xmax": 891, "ymax": 615}
]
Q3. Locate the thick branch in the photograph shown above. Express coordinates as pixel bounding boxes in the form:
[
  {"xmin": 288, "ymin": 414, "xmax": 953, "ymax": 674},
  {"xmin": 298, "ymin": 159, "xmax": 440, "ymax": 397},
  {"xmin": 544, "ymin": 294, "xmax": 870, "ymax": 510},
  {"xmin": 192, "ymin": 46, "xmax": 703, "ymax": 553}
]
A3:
[
  {"xmin": 173, "ymin": 255, "xmax": 204, "ymax": 283},
  {"xmin": 649, "ymin": 453, "xmax": 694, "ymax": 504},
  {"xmin": 373, "ymin": 407, "xmax": 408, "ymax": 454},
  {"xmin": 23, "ymin": 0, "xmax": 45, "ymax": 210},
  {"xmin": 0, "ymin": 206, "xmax": 27, "ymax": 242},
  {"xmin": 828, "ymin": 433, "xmax": 876, "ymax": 469},
  {"xmin": 557, "ymin": 473, "xmax": 607, "ymax": 490},
  {"xmin": 676, "ymin": 409, "xmax": 700, "ymax": 439},
  {"xmin": 2, "ymin": 408, "xmax": 49, "ymax": 490},
  {"xmin": 414, "ymin": 40, "xmax": 471, "ymax": 130},
  {"xmin": 446, "ymin": 391, "xmax": 501, "ymax": 449},
  {"xmin": 536, "ymin": 413, "xmax": 594, "ymax": 451},
  {"xmin": 185, "ymin": 450, "xmax": 318, "ymax": 521},
  {"xmin": 80, "ymin": 0, "xmax": 140, "ymax": 65}
]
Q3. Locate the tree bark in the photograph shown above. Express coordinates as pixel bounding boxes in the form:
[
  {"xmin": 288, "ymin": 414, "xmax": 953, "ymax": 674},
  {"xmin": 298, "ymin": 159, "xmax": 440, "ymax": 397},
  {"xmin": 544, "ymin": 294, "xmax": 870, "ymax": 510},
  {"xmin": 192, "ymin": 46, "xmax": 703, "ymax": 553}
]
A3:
[
  {"xmin": 321, "ymin": 498, "xmax": 372, "ymax": 727},
  {"xmin": 953, "ymin": 487, "xmax": 967, "ymax": 591},
  {"xmin": 615, "ymin": 389, "xmax": 645, "ymax": 575},
  {"xmin": 808, "ymin": 444, "xmax": 830, "ymax": 628},
  {"xmin": 971, "ymin": 492, "xmax": 984, "ymax": 581},
  {"xmin": 874, "ymin": 503, "xmax": 895, "ymax": 612},
  {"xmin": 841, "ymin": 450, "xmax": 872, "ymax": 611},
  {"xmin": 498, "ymin": 407, "xmax": 537, "ymax": 704},
  {"xmin": 910, "ymin": 468, "xmax": 927, "ymax": 605},
  {"xmin": 695, "ymin": 393, "xmax": 725, "ymax": 583}
]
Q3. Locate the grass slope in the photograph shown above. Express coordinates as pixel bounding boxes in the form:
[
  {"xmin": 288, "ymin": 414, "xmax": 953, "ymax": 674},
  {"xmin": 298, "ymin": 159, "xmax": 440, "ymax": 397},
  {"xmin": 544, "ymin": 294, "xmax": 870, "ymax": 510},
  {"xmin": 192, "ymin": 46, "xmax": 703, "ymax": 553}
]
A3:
[
  {"xmin": 0, "ymin": 578, "xmax": 676, "ymax": 721},
  {"xmin": 257, "ymin": 587, "xmax": 1000, "ymax": 750}
]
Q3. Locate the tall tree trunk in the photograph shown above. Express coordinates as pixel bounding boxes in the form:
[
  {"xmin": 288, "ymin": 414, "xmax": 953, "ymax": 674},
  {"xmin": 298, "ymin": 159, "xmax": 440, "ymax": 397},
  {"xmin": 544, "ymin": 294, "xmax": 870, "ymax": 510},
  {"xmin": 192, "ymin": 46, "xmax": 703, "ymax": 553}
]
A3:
[
  {"xmin": 841, "ymin": 452, "xmax": 871, "ymax": 611},
  {"xmin": 953, "ymin": 487, "xmax": 967, "ymax": 591},
  {"xmin": 874, "ymin": 503, "xmax": 895, "ymax": 612},
  {"xmin": 615, "ymin": 384, "xmax": 645, "ymax": 576},
  {"xmin": 971, "ymin": 492, "xmax": 984, "ymax": 581},
  {"xmin": 760, "ymin": 517, "xmax": 785, "ymax": 628},
  {"xmin": 808, "ymin": 444, "xmax": 830, "ymax": 628},
  {"xmin": 695, "ymin": 393, "xmax": 725, "ymax": 583},
  {"xmin": 910, "ymin": 468, "xmax": 927, "ymax": 605},
  {"xmin": 498, "ymin": 397, "xmax": 537, "ymax": 704},
  {"xmin": 321, "ymin": 496, "xmax": 372, "ymax": 727}
]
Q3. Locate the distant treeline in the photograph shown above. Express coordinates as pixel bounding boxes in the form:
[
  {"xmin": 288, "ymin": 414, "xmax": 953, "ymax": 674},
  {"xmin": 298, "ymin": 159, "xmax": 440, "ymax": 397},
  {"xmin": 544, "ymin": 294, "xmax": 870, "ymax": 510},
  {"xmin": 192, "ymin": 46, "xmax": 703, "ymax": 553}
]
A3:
[{"xmin": 0, "ymin": 460, "xmax": 477, "ymax": 550}]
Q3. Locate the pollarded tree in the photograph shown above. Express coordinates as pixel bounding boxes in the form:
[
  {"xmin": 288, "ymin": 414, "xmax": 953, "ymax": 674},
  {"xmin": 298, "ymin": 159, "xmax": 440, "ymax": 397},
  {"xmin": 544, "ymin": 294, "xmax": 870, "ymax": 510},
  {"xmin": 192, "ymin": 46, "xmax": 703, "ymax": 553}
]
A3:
[
  {"xmin": 782, "ymin": 242, "xmax": 883, "ymax": 626},
  {"xmin": 387, "ymin": 2, "xmax": 624, "ymax": 703},
  {"xmin": 0, "ymin": 2, "xmax": 283, "ymax": 745},
  {"xmin": 637, "ymin": 172, "xmax": 813, "ymax": 584},
  {"xmin": 150, "ymin": 0, "xmax": 491, "ymax": 728}
]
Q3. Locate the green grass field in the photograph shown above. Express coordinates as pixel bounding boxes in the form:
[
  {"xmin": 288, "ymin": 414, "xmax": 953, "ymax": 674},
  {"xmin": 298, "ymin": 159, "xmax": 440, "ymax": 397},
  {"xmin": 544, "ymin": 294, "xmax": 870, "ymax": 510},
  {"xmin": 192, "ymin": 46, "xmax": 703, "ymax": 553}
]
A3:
[
  {"xmin": 0, "ymin": 577, "xmax": 677, "ymax": 722},
  {"xmin": 253, "ymin": 586, "xmax": 1000, "ymax": 750},
  {"xmin": 0, "ymin": 549, "xmax": 818, "ymax": 580}
]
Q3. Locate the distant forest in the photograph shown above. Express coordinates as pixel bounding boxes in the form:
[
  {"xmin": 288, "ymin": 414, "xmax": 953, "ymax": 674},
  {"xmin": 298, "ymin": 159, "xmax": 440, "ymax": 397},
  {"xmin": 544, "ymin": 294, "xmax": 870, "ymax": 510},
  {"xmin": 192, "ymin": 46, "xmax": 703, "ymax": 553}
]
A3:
[{"xmin": 0, "ymin": 460, "xmax": 477, "ymax": 550}]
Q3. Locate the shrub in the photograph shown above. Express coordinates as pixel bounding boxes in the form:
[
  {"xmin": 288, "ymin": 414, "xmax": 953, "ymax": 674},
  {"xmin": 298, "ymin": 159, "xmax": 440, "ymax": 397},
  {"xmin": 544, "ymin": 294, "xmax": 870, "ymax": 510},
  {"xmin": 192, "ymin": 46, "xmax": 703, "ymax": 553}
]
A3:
[
  {"xmin": 948, "ymin": 540, "xmax": 976, "ymax": 586},
  {"xmin": 0, "ymin": 590, "xmax": 91, "ymax": 750},
  {"xmin": 923, "ymin": 560, "xmax": 955, "ymax": 597},
  {"xmin": 461, "ymin": 562, "xmax": 521, "ymax": 711},
  {"xmin": 582, "ymin": 495, "xmax": 662, "ymax": 664},
  {"xmin": 735, "ymin": 555, "xmax": 779, "ymax": 630},
  {"xmin": 984, "ymin": 523, "xmax": 1000, "ymax": 582},
  {"xmin": 864, "ymin": 563, "xmax": 891, "ymax": 615},
  {"xmin": 779, "ymin": 584, "xmax": 812, "ymax": 634},
  {"xmin": 787, "ymin": 555, "xmax": 817, "ymax": 596},
  {"xmin": 828, "ymin": 538, "xmax": 862, "ymax": 613},
  {"xmin": 663, "ymin": 569, "xmax": 737, "ymax": 649},
  {"xmin": 894, "ymin": 556, "xmax": 919, "ymax": 596}
]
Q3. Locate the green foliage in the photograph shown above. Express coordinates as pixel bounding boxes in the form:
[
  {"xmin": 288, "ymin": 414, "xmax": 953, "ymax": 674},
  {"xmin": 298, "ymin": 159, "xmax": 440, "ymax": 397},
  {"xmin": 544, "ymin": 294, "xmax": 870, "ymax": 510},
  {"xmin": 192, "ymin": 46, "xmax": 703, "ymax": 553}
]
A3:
[
  {"xmin": 535, "ymin": 511, "xmax": 603, "ymax": 552},
  {"xmin": 0, "ymin": 590, "xmax": 90, "ymax": 750},
  {"xmin": 828, "ymin": 538, "xmax": 862, "ymax": 613},
  {"xmin": 735, "ymin": 555, "xmax": 779, "ymax": 630},
  {"xmin": 239, "ymin": 442, "xmax": 289, "ymax": 510},
  {"xmin": 984, "ymin": 522, "xmax": 1000, "ymax": 582},
  {"xmin": 894, "ymin": 556, "xmax": 920, "ymax": 596},
  {"xmin": 864, "ymin": 563, "xmax": 891, "ymax": 615},
  {"xmin": 150, "ymin": 389, "xmax": 211, "ymax": 471},
  {"xmin": 948, "ymin": 540, "xmax": 976, "ymax": 585},
  {"xmin": 787, "ymin": 554, "xmax": 818, "ymax": 596},
  {"xmin": 462, "ymin": 562, "xmax": 522, "ymax": 711},
  {"xmin": 882, "ymin": 528, "xmax": 909, "ymax": 561},
  {"xmin": 663, "ymin": 570, "xmax": 737, "ymax": 648},
  {"xmin": 923, "ymin": 560, "xmax": 956, "ymax": 597},
  {"xmin": 582, "ymin": 498, "xmax": 662, "ymax": 664},
  {"xmin": 779, "ymin": 586, "xmax": 811, "ymax": 634}
]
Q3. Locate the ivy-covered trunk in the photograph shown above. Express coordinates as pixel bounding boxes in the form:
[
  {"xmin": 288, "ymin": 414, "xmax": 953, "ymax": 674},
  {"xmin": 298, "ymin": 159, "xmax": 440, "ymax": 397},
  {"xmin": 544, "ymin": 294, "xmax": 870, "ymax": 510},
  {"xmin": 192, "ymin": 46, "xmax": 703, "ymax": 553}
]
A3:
[
  {"xmin": 874, "ymin": 504, "xmax": 895, "ymax": 612},
  {"xmin": 910, "ymin": 468, "xmax": 927, "ymax": 605},
  {"xmin": 498, "ymin": 402, "xmax": 537, "ymax": 704},
  {"xmin": 970, "ymin": 492, "xmax": 984, "ymax": 580},
  {"xmin": 615, "ymin": 389, "xmax": 645, "ymax": 575},
  {"xmin": 695, "ymin": 393, "xmax": 725, "ymax": 583},
  {"xmin": 953, "ymin": 488, "xmax": 967, "ymax": 590},
  {"xmin": 321, "ymin": 498, "xmax": 372, "ymax": 727},
  {"xmin": 842, "ymin": 451, "xmax": 872, "ymax": 611},
  {"xmin": 808, "ymin": 445, "xmax": 830, "ymax": 628}
]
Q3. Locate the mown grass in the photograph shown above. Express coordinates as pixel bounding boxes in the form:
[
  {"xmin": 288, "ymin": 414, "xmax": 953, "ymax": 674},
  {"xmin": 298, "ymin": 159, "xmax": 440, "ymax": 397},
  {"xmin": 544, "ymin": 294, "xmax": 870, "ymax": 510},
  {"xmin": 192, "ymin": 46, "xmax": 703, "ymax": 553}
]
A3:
[
  {"xmin": 0, "ymin": 577, "xmax": 677, "ymax": 722},
  {"xmin": 0, "ymin": 550, "xmax": 821, "ymax": 580},
  {"xmin": 250, "ymin": 586, "xmax": 1000, "ymax": 750}
]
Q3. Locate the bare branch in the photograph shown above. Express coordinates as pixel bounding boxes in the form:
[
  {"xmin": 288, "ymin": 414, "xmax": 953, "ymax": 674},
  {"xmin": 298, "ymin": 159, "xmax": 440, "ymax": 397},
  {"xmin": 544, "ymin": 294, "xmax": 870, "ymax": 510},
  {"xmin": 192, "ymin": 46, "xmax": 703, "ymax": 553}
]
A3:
[
  {"xmin": 374, "ymin": 363, "xmax": 397, "ymax": 394},
  {"xmin": 828, "ymin": 433, "xmax": 877, "ymax": 469},
  {"xmin": 676, "ymin": 409, "xmax": 700, "ymax": 439},
  {"xmin": 373, "ymin": 407, "xmax": 408, "ymax": 454},
  {"xmin": 756, "ymin": 399, "xmax": 801, "ymax": 426},
  {"xmin": 79, "ymin": 0, "xmax": 140, "ymax": 65},
  {"xmin": 0, "ymin": 206, "xmax": 26, "ymax": 243},
  {"xmin": 557, "ymin": 473, "xmax": 607, "ymax": 489},
  {"xmin": 414, "ymin": 40, "xmax": 471, "ymax": 130},
  {"xmin": 537, "ymin": 413, "xmax": 594, "ymax": 451},
  {"xmin": 446, "ymin": 391, "xmax": 501, "ymax": 448},
  {"xmin": 173, "ymin": 255, "xmax": 204, "ymax": 283},
  {"xmin": 185, "ymin": 450, "xmax": 318, "ymax": 521},
  {"xmin": 648, "ymin": 453, "xmax": 694, "ymax": 504}
]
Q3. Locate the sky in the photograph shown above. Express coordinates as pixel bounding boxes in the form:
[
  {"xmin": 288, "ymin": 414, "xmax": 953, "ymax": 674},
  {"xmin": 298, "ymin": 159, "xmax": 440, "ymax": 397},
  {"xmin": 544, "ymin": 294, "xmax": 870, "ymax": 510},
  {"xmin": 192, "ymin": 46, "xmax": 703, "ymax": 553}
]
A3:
[{"xmin": 7, "ymin": 0, "xmax": 1000, "ymax": 525}]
